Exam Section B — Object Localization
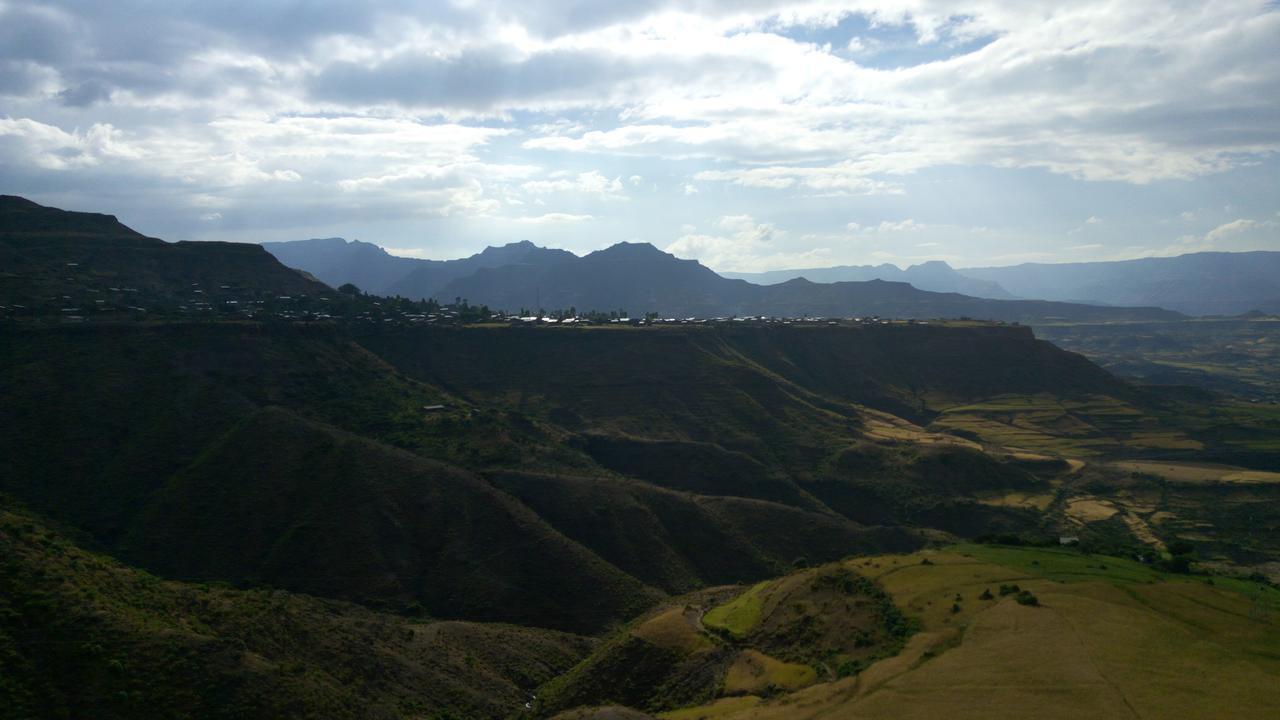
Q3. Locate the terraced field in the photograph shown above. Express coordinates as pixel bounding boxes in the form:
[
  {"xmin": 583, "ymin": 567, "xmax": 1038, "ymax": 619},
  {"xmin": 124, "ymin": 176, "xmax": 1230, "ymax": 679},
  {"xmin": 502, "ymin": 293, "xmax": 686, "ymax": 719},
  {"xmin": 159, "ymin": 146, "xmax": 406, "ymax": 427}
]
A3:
[
  {"xmin": 928, "ymin": 393, "xmax": 1202, "ymax": 457},
  {"xmin": 1111, "ymin": 460, "xmax": 1280, "ymax": 485}
]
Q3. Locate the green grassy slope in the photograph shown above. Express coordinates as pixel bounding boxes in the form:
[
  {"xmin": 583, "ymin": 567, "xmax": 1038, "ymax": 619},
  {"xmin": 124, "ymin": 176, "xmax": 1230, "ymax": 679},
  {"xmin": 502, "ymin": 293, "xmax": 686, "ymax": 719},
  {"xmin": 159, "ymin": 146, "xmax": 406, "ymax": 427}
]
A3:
[
  {"xmin": 538, "ymin": 564, "xmax": 916, "ymax": 714},
  {"xmin": 0, "ymin": 505, "xmax": 594, "ymax": 720},
  {"xmin": 564, "ymin": 546, "xmax": 1280, "ymax": 720}
]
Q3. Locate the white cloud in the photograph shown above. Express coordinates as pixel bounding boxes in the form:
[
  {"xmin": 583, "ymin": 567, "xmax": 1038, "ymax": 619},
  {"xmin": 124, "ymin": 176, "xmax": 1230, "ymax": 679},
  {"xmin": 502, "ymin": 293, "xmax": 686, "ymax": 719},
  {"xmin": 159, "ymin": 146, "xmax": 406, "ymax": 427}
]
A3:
[
  {"xmin": 382, "ymin": 246, "xmax": 433, "ymax": 258},
  {"xmin": 1204, "ymin": 218, "xmax": 1277, "ymax": 243},
  {"xmin": 512, "ymin": 212, "xmax": 593, "ymax": 224},
  {"xmin": 874, "ymin": 219, "xmax": 923, "ymax": 232},
  {"xmin": 0, "ymin": 119, "xmax": 140, "ymax": 170},
  {"xmin": 665, "ymin": 213, "xmax": 830, "ymax": 271},
  {"xmin": 695, "ymin": 165, "xmax": 902, "ymax": 195},
  {"xmin": 521, "ymin": 170, "xmax": 625, "ymax": 196},
  {"xmin": 1, "ymin": 1, "xmax": 1278, "ymax": 257},
  {"xmin": 1130, "ymin": 217, "xmax": 1280, "ymax": 258}
]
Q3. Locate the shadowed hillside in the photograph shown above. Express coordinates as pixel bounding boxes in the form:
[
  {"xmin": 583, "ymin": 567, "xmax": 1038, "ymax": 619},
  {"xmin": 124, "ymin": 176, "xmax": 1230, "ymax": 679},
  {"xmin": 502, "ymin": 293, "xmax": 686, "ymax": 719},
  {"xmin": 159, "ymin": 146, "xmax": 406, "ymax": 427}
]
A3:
[
  {"xmin": 361, "ymin": 323, "xmax": 1132, "ymax": 429},
  {"xmin": 0, "ymin": 196, "xmax": 326, "ymax": 313},
  {"xmin": 0, "ymin": 324, "xmax": 657, "ymax": 632},
  {"xmin": 4, "ymin": 196, "xmax": 1280, "ymax": 720},
  {"xmin": 0, "ymin": 506, "xmax": 594, "ymax": 720},
  {"xmin": 128, "ymin": 407, "xmax": 659, "ymax": 630}
]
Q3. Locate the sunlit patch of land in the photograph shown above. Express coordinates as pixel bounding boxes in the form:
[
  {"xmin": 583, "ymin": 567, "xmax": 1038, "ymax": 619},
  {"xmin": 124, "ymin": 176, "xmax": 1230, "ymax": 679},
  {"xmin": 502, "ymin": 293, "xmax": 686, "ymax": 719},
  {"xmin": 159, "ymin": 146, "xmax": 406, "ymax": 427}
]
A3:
[
  {"xmin": 928, "ymin": 393, "xmax": 1202, "ymax": 456},
  {"xmin": 976, "ymin": 491, "xmax": 1056, "ymax": 511},
  {"xmin": 655, "ymin": 547, "xmax": 1280, "ymax": 720},
  {"xmin": 1110, "ymin": 460, "xmax": 1280, "ymax": 485},
  {"xmin": 1065, "ymin": 497, "xmax": 1120, "ymax": 523},
  {"xmin": 722, "ymin": 650, "xmax": 817, "ymax": 696},
  {"xmin": 861, "ymin": 410, "xmax": 983, "ymax": 450}
]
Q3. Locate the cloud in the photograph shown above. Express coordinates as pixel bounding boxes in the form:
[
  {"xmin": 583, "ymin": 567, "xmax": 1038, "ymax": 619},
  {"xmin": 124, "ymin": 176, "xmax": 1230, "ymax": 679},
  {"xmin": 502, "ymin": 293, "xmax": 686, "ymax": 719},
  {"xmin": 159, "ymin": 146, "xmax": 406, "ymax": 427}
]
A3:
[
  {"xmin": 56, "ymin": 80, "xmax": 112, "ymax": 107},
  {"xmin": 1, "ymin": 1, "xmax": 1278, "ymax": 258},
  {"xmin": 307, "ymin": 45, "xmax": 771, "ymax": 112},
  {"xmin": 665, "ymin": 213, "xmax": 830, "ymax": 271},
  {"xmin": 512, "ymin": 212, "xmax": 593, "ymax": 224},
  {"xmin": 522, "ymin": 170, "xmax": 625, "ymax": 197},
  {"xmin": 1204, "ymin": 218, "xmax": 1277, "ymax": 243},
  {"xmin": 873, "ymin": 219, "xmax": 923, "ymax": 232},
  {"xmin": 382, "ymin": 246, "xmax": 434, "ymax": 258},
  {"xmin": 0, "ymin": 118, "xmax": 140, "ymax": 169},
  {"xmin": 1130, "ymin": 217, "xmax": 1280, "ymax": 258},
  {"xmin": 695, "ymin": 165, "xmax": 902, "ymax": 195}
]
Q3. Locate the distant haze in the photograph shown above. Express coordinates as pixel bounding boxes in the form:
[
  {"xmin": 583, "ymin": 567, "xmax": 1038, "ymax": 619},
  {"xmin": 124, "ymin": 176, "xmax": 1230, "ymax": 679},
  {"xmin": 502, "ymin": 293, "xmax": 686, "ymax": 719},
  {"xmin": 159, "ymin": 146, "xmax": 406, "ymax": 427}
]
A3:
[{"xmin": 1, "ymin": 2, "xmax": 1277, "ymax": 267}]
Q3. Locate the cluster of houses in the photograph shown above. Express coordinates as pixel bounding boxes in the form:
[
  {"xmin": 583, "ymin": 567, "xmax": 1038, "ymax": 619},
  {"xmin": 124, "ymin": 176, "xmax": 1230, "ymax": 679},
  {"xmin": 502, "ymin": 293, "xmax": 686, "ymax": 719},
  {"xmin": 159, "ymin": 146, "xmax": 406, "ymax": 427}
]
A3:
[{"xmin": 502, "ymin": 314, "xmax": 914, "ymax": 327}]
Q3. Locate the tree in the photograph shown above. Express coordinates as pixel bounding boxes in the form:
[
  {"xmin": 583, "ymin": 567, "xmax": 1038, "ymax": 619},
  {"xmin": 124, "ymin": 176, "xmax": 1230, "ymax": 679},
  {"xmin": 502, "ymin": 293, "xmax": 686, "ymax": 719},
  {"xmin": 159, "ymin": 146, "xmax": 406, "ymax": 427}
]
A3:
[{"xmin": 337, "ymin": 283, "xmax": 361, "ymax": 295}]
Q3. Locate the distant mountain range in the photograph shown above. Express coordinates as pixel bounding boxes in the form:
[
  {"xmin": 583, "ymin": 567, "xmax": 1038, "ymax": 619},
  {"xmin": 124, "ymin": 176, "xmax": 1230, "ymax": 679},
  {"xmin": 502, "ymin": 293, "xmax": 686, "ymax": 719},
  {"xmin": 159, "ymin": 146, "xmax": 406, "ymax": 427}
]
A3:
[
  {"xmin": 961, "ymin": 252, "xmax": 1280, "ymax": 316},
  {"xmin": 722, "ymin": 260, "xmax": 1015, "ymax": 300},
  {"xmin": 440, "ymin": 242, "xmax": 1186, "ymax": 322},
  {"xmin": 725, "ymin": 253, "xmax": 1280, "ymax": 316},
  {"xmin": 263, "ymin": 237, "xmax": 1180, "ymax": 322},
  {"xmin": 2, "ymin": 197, "xmax": 1226, "ymax": 323},
  {"xmin": 262, "ymin": 237, "xmax": 572, "ymax": 299},
  {"xmin": 269, "ymin": 237, "xmax": 1280, "ymax": 318}
]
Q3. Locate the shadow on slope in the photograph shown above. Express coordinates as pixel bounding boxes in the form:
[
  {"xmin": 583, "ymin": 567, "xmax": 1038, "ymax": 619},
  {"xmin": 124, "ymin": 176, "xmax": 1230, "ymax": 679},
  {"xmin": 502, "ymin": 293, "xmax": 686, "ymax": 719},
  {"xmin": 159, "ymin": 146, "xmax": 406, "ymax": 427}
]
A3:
[
  {"xmin": 0, "ymin": 506, "xmax": 594, "ymax": 720},
  {"xmin": 128, "ymin": 407, "xmax": 659, "ymax": 632},
  {"xmin": 487, "ymin": 471, "xmax": 920, "ymax": 595}
]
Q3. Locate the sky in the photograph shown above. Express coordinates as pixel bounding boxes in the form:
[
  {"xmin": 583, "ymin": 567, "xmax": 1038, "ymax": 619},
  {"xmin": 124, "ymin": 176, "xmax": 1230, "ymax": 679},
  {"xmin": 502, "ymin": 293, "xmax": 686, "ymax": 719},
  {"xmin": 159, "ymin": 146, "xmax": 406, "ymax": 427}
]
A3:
[{"xmin": 1, "ymin": 1, "xmax": 1278, "ymax": 271}]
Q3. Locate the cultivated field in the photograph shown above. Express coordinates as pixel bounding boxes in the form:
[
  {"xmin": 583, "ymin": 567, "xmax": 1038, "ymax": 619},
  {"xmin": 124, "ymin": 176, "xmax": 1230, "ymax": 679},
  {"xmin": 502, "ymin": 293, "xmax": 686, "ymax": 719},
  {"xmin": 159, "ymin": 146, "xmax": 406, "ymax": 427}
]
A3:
[{"xmin": 1110, "ymin": 460, "xmax": 1280, "ymax": 485}]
